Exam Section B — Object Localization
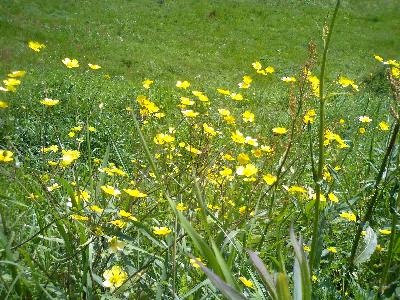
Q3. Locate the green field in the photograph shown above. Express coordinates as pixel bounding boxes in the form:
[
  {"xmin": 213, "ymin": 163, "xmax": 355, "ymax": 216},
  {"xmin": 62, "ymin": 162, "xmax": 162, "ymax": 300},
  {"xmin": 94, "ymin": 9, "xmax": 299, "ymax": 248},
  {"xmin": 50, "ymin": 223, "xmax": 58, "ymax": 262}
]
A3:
[{"xmin": 1, "ymin": 0, "xmax": 399, "ymax": 299}]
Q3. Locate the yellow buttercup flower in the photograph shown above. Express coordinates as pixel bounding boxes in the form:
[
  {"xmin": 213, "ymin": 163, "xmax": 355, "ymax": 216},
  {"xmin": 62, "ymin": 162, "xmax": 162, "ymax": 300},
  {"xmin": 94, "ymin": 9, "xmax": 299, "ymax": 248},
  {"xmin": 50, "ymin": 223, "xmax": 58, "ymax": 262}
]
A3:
[
  {"xmin": 153, "ymin": 226, "xmax": 172, "ymax": 236},
  {"xmin": 239, "ymin": 276, "xmax": 254, "ymax": 288},
  {"xmin": 0, "ymin": 101, "xmax": 9, "ymax": 109},
  {"xmin": 88, "ymin": 63, "xmax": 101, "ymax": 70},
  {"xmin": 28, "ymin": 41, "xmax": 46, "ymax": 52},
  {"xmin": 40, "ymin": 98, "xmax": 60, "ymax": 106},
  {"xmin": 281, "ymin": 76, "xmax": 296, "ymax": 83},
  {"xmin": 236, "ymin": 163, "xmax": 258, "ymax": 177},
  {"xmin": 60, "ymin": 149, "xmax": 80, "ymax": 166},
  {"xmin": 327, "ymin": 247, "xmax": 337, "ymax": 253},
  {"xmin": 203, "ymin": 123, "xmax": 218, "ymax": 136},
  {"xmin": 230, "ymin": 93, "xmax": 243, "ymax": 101},
  {"xmin": 181, "ymin": 109, "xmax": 199, "ymax": 117},
  {"xmin": 142, "ymin": 79, "xmax": 154, "ymax": 89},
  {"xmin": 379, "ymin": 229, "xmax": 391, "ymax": 235},
  {"xmin": 338, "ymin": 76, "xmax": 359, "ymax": 91},
  {"xmin": 242, "ymin": 111, "xmax": 254, "ymax": 123},
  {"xmin": 231, "ymin": 130, "xmax": 245, "ymax": 144},
  {"xmin": 288, "ymin": 186, "xmax": 306, "ymax": 194},
  {"xmin": 62, "ymin": 58, "xmax": 79, "ymax": 68},
  {"xmin": 0, "ymin": 150, "xmax": 14, "ymax": 162},
  {"xmin": 358, "ymin": 116, "xmax": 372, "ymax": 123},
  {"xmin": 190, "ymin": 257, "xmax": 205, "ymax": 268},
  {"xmin": 101, "ymin": 185, "xmax": 121, "ymax": 197},
  {"xmin": 176, "ymin": 80, "xmax": 190, "ymax": 89},
  {"xmin": 272, "ymin": 127, "xmax": 287, "ymax": 135},
  {"xmin": 124, "ymin": 188, "xmax": 147, "ymax": 198},
  {"xmin": 119, "ymin": 210, "xmax": 137, "ymax": 221},
  {"xmin": 103, "ymin": 266, "xmax": 128, "ymax": 289},
  {"xmin": 263, "ymin": 174, "xmax": 277, "ymax": 185},
  {"xmin": 8, "ymin": 70, "xmax": 26, "ymax": 78},
  {"xmin": 378, "ymin": 121, "xmax": 389, "ymax": 131},
  {"xmin": 339, "ymin": 211, "xmax": 356, "ymax": 222},
  {"xmin": 176, "ymin": 203, "xmax": 188, "ymax": 211}
]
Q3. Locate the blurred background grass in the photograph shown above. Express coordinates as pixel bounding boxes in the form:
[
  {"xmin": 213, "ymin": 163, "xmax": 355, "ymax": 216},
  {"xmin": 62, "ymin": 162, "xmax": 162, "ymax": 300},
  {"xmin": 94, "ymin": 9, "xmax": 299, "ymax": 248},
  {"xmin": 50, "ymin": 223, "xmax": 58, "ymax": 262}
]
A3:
[{"xmin": 1, "ymin": 0, "xmax": 399, "ymax": 87}]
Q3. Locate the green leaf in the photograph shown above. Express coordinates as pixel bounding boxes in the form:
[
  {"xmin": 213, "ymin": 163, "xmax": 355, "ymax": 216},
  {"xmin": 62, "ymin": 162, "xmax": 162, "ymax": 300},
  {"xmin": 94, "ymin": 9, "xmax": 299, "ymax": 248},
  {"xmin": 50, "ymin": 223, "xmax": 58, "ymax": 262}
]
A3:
[
  {"xmin": 247, "ymin": 250, "xmax": 278, "ymax": 300},
  {"xmin": 193, "ymin": 258, "xmax": 246, "ymax": 300},
  {"xmin": 276, "ymin": 273, "xmax": 291, "ymax": 300},
  {"xmin": 354, "ymin": 226, "xmax": 377, "ymax": 265}
]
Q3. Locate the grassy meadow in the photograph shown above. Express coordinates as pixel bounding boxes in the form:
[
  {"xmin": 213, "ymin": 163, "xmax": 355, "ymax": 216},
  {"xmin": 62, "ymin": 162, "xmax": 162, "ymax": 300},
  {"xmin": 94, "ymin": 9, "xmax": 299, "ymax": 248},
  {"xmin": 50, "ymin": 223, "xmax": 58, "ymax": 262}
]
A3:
[{"xmin": 0, "ymin": 0, "xmax": 400, "ymax": 299}]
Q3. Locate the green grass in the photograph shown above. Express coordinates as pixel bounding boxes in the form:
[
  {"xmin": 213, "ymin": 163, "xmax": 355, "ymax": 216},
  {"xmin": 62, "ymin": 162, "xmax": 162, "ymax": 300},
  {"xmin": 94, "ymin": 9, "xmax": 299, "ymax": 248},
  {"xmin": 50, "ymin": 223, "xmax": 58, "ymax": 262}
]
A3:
[
  {"xmin": 1, "ymin": 0, "xmax": 399, "ymax": 85},
  {"xmin": 1, "ymin": 0, "xmax": 399, "ymax": 299}
]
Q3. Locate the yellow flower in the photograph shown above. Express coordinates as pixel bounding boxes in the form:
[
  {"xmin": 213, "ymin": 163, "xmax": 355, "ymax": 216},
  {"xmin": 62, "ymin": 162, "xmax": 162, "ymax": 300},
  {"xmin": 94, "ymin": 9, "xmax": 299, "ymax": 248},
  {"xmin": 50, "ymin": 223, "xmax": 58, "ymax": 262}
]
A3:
[
  {"xmin": 28, "ymin": 41, "xmax": 46, "ymax": 52},
  {"xmin": 379, "ymin": 229, "xmax": 391, "ymax": 235},
  {"xmin": 237, "ymin": 153, "xmax": 250, "ymax": 165},
  {"xmin": 142, "ymin": 79, "xmax": 154, "ymax": 89},
  {"xmin": 219, "ymin": 167, "xmax": 233, "ymax": 177},
  {"xmin": 260, "ymin": 145, "xmax": 274, "ymax": 153},
  {"xmin": 89, "ymin": 205, "xmax": 104, "ymax": 213},
  {"xmin": 263, "ymin": 174, "xmax": 277, "ymax": 185},
  {"xmin": 252, "ymin": 61, "xmax": 262, "ymax": 70},
  {"xmin": 153, "ymin": 226, "xmax": 172, "ymax": 236},
  {"xmin": 181, "ymin": 109, "xmax": 199, "ymax": 118},
  {"xmin": 288, "ymin": 186, "xmax": 306, "ymax": 194},
  {"xmin": 245, "ymin": 136, "xmax": 258, "ymax": 147},
  {"xmin": 0, "ymin": 101, "xmax": 9, "ymax": 109},
  {"xmin": 0, "ymin": 150, "xmax": 14, "ymax": 162},
  {"xmin": 236, "ymin": 163, "xmax": 258, "ymax": 177},
  {"xmin": 103, "ymin": 266, "xmax": 128, "ymax": 289},
  {"xmin": 376, "ymin": 244, "xmax": 384, "ymax": 252},
  {"xmin": 338, "ymin": 76, "xmax": 359, "ymax": 91},
  {"xmin": 8, "ymin": 70, "xmax": 26, "ymax": 78},
  {"xmin": 40, "ymin": 98, "xmax": 60, "ymax": 106},
  {"xmin": 60, "ymin": 149, "xmax": 80, "ymax": 166},
  {"xmin": 185, "ymin": 145, "xmax": 202, "ymax": 155},
  {"xmin": 230, "ymin": 93, "xmax": 243, "ymax": 101},
  {"xmin": 359, "ymin": 116, "xmax": 372, "ymax": 123},
  {"xmin": 257, "ymin": 65, "xmax": 275, "ymax": 75},
  {"xmin": 62, "ymin": 58, "xmax": 79, "ymax": 68},
  {"xmin": 392, "ymin": 67, "xmax": 400, "ymax": 79},
  {"xmin": 231, "ymin": 130, "xmax": 245, "ymax": 144},
  {"xmin": 108, "ymin": 236, "xmax": 125, "ymax": 252},
  {"xmin": 88, "ymin": 63, "xmax": 101, "ymax": 70},
  {"xmin": 88, "ymin": 126, "xmax": 96, "ymax": 132},
  {"xmin": 154, "ymin": 133, "xmax": 175, "ymax": 145},
  {"xmin": 101, "ymin": 185, "xmax": 121, "ymax": 197},
  {"xmin": 222, "ymin": 153, "xmax": 235, "ymax": 161},
  {"xmin": 119, "ymin": 210, "xmax": 137, "ymax": 221},
  {"xmin": 218, "ymin": 108, "xmax": 231, "ymax": 116},
  {"xmin": 272, "ymin": 127, "xmax": 287, "ymax": 135},
  {"xmin": 203, "ymin": 123, "xmax": 218, "ymax": 136},
  {"xmin": 41, "ymin": 145, "xmax": 59, "ymax": 153},
  {"xmin": 378, "ymin": 121, "xmax": 389, "ymax": 131},
  {"xmin": 70, "ymin": 214, "xmax": 89, "ymax": 221},
  {"xmin": 339, "ymin": 119, "xmax": 345, "ymax": 124},
  {"xmin": 242, "ymin": 111, "xmax": 255, "ymax": 123},
  {"xmin": 124, "ymin": 188, "xmax": 147, "ymax": 198},
  {"xmin": 327, "ymin": 246, "xmax": 337, "ymax": 253},
  {"xmin": 281, "ymin": 76, "xmax": 296, "ymax": 83},
  {"xmin": 239, "ymin": 276, "xmax": 254, "ymax": 288},
  {"xmin": 3, "ymin": 78, "xmax": 21, "ymax": 91},
  {"xmin": 47, "ymin": 183, "xmax": 60, "ymax": 192},
  {"xmin": 217, "ymin": 88, "xmax": 230, "ymax": 95},
  {"xmin": 374, "ymin": 54, "xmax": 384, "ymax": 62},
  {"xmin": 190, "ymin": 257, "xmax": 204, "ymax": 268},
  {"xmin": 359, "ymin": 127, "xmax": 366, "ymax": 134},
  {"xmin": 303, "ymin": 245, "xmax": 311, "ymax": 252},
  {"xmin": 303, "ymin": 109, "xmax": 316, "ymax": 124},
  {"xmin": 180, "ymin": 97, "xmax": 194, "ymax": 106},
  {"xmin": 328, "ymin": 193, "xmax": 339, "ymax": 203},
  {"xmin": 176, "ymin": 80, "xmax": 190, "ymax": 89},
  {"xmin": 339, "ymin": 211, "xmax": 356, "ymax": 222},
  {"xmin": 176, "ymin": 203, "xmax": 188, "ymax": 211}
]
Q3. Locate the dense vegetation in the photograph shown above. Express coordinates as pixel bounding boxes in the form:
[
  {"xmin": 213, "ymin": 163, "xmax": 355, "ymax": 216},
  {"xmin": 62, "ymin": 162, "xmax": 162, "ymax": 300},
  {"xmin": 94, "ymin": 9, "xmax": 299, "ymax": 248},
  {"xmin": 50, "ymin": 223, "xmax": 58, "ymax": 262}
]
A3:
[{"xmin": 0, "ymin": 0, "xmax": 399, "ymax": 299}]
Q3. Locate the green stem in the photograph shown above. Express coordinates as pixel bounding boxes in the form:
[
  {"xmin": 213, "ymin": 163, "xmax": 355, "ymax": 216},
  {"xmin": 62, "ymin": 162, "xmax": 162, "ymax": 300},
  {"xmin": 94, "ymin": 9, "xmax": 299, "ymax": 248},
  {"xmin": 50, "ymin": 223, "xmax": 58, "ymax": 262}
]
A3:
[
  {"xmin": 349, "ymin": 120, "xmax": 400, "ymax": 272},
  {"xmin": 309, "ymin": 0, "xmax": 341, "ymax": 271},
  {"xmin": 381, "ymin": 179, "xmax": 399, "ymax": 292}
]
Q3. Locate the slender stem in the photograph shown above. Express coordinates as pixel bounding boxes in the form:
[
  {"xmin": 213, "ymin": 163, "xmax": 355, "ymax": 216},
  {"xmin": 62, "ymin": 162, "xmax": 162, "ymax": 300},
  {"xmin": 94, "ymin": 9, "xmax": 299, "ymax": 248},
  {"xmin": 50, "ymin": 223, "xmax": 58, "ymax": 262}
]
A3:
[
  {"xmin": 381, "ymin": 178, "xmax": 399, "ymax": 292},
  {"xmin": 349, "ymin": 120, "xmax": 400, "ymax": 271},
  {"xmin": 309, "ymin": 0, "xmax": 341, "ymax": 271}
]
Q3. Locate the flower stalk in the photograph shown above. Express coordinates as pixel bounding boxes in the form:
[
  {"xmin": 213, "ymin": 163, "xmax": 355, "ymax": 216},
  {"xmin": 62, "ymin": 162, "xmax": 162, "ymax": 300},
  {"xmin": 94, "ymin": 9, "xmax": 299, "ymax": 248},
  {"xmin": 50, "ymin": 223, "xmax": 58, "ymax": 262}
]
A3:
[{"xmin": 309, "ymin": 0, "xmax": 341, "ymax": 271}]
